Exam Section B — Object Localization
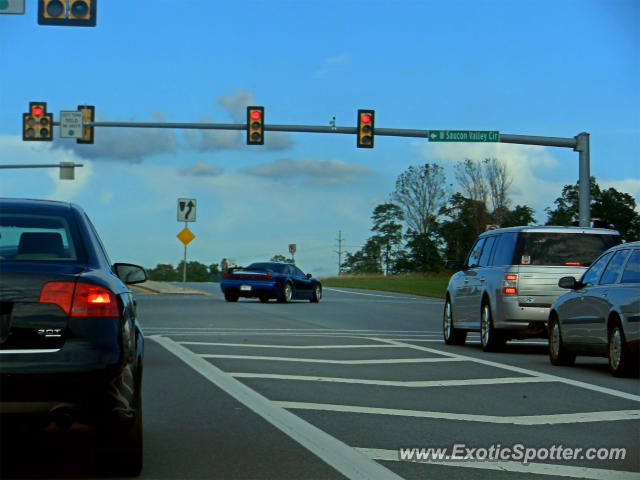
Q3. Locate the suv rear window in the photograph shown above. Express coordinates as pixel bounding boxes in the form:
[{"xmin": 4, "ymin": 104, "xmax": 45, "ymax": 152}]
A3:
[{"xmin": 514, "ymin": 233, "xmax": 621, "ymax": 267}]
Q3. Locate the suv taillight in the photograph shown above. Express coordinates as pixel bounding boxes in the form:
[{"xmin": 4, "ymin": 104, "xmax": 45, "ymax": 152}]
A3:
[
  {"xmin": 40, "ymin": 281, "xmax": 119, "ymax": 317},
  {"xmin": 502, "ymin": 274, "xmax": 518, "ymax": 295}
]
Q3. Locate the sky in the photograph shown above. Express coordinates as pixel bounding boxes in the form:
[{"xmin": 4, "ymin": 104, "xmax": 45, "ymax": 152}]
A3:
[{"xmin": 1, "ymin": 0, "xmax": 639, "ymax": 277}]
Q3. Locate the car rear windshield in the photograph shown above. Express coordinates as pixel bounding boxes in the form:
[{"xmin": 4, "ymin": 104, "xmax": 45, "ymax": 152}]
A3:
[
  {"xmin": 247, "ymin": 263, "xmax": 287, "ymax": 273},
  {"xmin": 514, "ymin": 232, "xmax": 621, "ymax": 267},
  {"xmin": 0, "ymin": 214, "xmax": 81, "ymax": 262}
]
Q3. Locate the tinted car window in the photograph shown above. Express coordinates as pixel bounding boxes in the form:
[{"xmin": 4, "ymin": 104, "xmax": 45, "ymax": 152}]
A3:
[
  {"xmin": 621, "ymin": 250, "xmax": 640, "ymax": 284},
  {"xmin": 515, "ymin": 233, "xmax": 621, "ymax": 266},
  {"xmin": 466, "ymin": 238, "xmax": 485, "ymax": 268},
  {"xmin": 581, "ymin": 251, "xmax": 613, "ymax": 286},
  {"xmin": 478, "ymin": 236, "xmax": 496, "ymax": 266},
  {"xmin": 248, "ymin": 262, "xmax": 286, "ymax": 273},
  {"xmin": 0, "ymin": 213, "xmax": 79, "ymax": 261},
  {"xmin": 492, "ymin": 232, "xmax": 518, "ymax": 266},
  {"xmin": 599, "ymin": 250, "xmax": 630, "ymax": 285}
]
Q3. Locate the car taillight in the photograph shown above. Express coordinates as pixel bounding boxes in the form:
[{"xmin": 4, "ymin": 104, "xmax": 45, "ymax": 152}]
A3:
[
  {"xmin": 40, "ymin": 281, "xmax": 119, "ymax": 317},
  {"xmin": 224, "ymin": 271, "xmax": 231, "ymax": 278},
  {"xmin": 39, "ymin": 282, "xmax": 75, "ymax": 315},
  {"xmin": 502, "ymin": 274, "xmax": 518, "ymax": 295},
  {"xmin": 266, "ymin": 272, "xmax": 273, "ymax": 280}
]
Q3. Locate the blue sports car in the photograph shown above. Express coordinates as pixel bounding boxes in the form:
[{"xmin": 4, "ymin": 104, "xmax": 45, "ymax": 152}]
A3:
[{"xmin": 221, "ymin": 262, "xmax": 322, "ymax": 303}]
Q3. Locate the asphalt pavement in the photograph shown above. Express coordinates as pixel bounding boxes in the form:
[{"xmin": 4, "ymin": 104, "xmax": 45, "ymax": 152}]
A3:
[{"xmin": 3, "ymin": 282, "xmax": 638, "ymax": 479}]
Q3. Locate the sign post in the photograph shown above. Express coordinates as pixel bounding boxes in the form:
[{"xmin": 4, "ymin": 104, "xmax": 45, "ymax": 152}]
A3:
[
  {"xmin": 177, "ymin": 198, "xmax": 197, "ymax": 282},
  {"xmin": 60, "ymin": 111, "xmax": 84, "ymax": 138},
  {"xmin": 289, "ymin": 243, "xmax": 296, "ymax": 263}
]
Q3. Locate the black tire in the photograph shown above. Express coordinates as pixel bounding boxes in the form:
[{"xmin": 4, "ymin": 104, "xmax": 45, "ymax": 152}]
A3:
[
  {"xmin": 277, "ymin": 282, "xmax": 293, "ymax": 303},
  {"xmin": 224, "ymin": 293, "xmax": 239, "ymax": 302},
  {"xmin": 480, "ymin": 302, "xmax": 505, "ymax": 352},
  {"xmin": 548, "ymin": 315, "xmax": 576, "ymax": 366},
  {"xmin": 310, "ymin": 284, "xmax": 322, "ymax": 303},
  {"xmin": 96, "ymin": 378, "xmax": 143, "ymax": 476},
  {"xmin": 608, "ymin": 320, "xmax": 637, "ymax": 377},
  {"xmin": 443, "ymin": 297, "xmax": 466, "ymax": 345}
]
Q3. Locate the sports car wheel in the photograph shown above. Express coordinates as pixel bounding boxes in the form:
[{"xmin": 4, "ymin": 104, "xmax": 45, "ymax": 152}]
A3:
[
  {"xmin": 310, "ymin": 284, "xmax": 322, "ymax": 303},
  {"xmin": 278, "ymin": 283, "xmax": 293, "ymax": 303},
  {"xmin": 480, "ymin": 302, "xmax": 504, "ymax": 352},
  {"xmin": 443, "ymin": 298, "xmax": 466, "ymax": 345},
  {"xmin": 548, "ymin": 315, "xmax": 576, "ymax": 366},
  {"xmin": 224, "ymin": 293, "xmax": 239, "ymax": 302}
]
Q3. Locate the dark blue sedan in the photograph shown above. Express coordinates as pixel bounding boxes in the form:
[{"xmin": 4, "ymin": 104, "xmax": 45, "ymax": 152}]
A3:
[
  {"xmin": 221, "ymin": 262, "xmax": 322, "ymax": 303},
  {"xmin": 0, "ymin": 198, "xmax": 147, "ymax": 476}
]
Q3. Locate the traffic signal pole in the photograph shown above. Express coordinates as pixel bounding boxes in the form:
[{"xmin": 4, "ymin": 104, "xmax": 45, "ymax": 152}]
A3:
[{"xmin": 48, "ymin": 119, "xmax": 591, "ymax": 226}]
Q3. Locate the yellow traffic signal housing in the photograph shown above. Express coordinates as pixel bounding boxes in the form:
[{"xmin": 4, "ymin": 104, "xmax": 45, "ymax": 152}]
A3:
[
  {"xmin": 38, "ymin": 0, "xmax": 97, "ymax": 26},
  {"xmin": 77, "ymin": 105, "xmax": 95, "ymax": 144},
  {"xmin": 23, "ymin": 102, "xmax": 53, "ymax": 141},
  {"xmin": 357, "ymin": 109, "xmax": 375, "ymax": 148},
  {"xmin": 247, "ymin": 106, "xmax": 264, "ymax": 145}
]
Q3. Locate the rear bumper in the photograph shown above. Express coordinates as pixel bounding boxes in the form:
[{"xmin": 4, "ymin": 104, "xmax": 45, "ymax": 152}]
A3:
[
  {"xmin": 493, "ymin": 296, "xmax": 549, "ymax": 336},
  {"xmin": 221, "ymin": 279, "xmax": 280, "ymax": 298}
]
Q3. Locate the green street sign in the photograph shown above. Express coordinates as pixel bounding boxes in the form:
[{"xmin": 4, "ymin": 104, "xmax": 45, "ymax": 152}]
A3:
[{"xmin": 428, "ymin": 130, "xmax": 500, "ymax": 142}]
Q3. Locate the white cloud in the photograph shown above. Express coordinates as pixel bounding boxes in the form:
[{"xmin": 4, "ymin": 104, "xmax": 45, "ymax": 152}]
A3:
[
  {"xmin": 243, "ymin": 157, "xmax": 372, "ymax": 185},
  {"xmin": 314, "ymin": 53, "xmax": 350, "ymax": 77},
  {"xmin": 179, "ymin": 161, "xmax": 223, "ymax": 177}
]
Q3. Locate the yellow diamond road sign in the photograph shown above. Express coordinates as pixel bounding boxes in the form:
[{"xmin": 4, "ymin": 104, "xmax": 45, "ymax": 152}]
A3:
[{"xmin": 177, "ymin": 227, "xmax": 195, "ymax": 246}]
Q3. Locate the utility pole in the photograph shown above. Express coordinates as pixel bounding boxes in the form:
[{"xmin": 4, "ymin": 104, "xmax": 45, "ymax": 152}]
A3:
[{"xmin": 335, "ymin": 231, "xmax": 343, "ymax": 275}]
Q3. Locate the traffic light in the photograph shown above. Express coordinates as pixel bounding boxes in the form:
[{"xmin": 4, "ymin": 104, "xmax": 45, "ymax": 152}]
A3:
[
  {"xmin": 38, "ymin": 0, "xmax": 97, "ymax": 26},
  {"xmin": 357, "ymin": 109, "xmax": 375, "ymax": 148},
  {"xmin": 77, "ymin": 105, "xmax": 95, "ymax": 144},
  {"xmin": 247, "ymin": 106, "xmax": 264, "ymax": 145},
  {"xmin": 23, "ymin": 102, "xmax": 53, "ymax": 141}
]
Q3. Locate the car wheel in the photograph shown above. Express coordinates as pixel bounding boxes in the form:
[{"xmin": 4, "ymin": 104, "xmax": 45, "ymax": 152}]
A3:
[
  {"xmin": 480, "ymin": 302, "xmax": 504, "ymax": 352},
  {"xmin": 277, "ymin": 283, "xmax": 293, "ymax": 303},
  {"xmin": 608, "ymin": 320, "xmax": 637, "ymax": 377},
  {"xmin": 224, "ymin": 293, "xmax": 239, "ymax": 302},
  {"xmin": 548, "ymin": 315, "xmax": 576, "ymax": 366},
  {"xmin": 259, "ymin": 295, "xmax": 269, "ymax": 303},
  {"xmin": 97, "ymin": 380, "xmax": 143, "ymax": 476},
  {"xmin": 310, "ymin": 284, "xmax": 322, "ymax": 303},
  {"xmin": 443, "ymin": 298, "xmax": 466, "ymax": 345}
]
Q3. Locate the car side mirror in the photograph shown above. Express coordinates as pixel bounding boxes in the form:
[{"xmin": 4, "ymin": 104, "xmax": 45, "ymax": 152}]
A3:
[
  {"xmin": 558, "ymin": 276, "xmax": 577, "ymax": 289},
  {"xmin": 114, "ymin": 263, "xmax": 148, "ymax": 284},
  {"xmin": 306, "ymin": 273, "xmax": 312, "ymax": 279}
]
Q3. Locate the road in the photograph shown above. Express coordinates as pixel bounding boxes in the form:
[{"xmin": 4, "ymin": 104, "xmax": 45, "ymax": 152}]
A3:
[{"xmin": 2, "ymin": 283, "xmax": 639, "ymax": 479}]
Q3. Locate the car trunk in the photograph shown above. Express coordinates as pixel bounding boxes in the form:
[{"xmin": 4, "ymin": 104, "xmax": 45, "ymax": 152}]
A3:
[
  {"xmin": 516, "ymin": 265, "xmax": 586, "ymax": 308},
  {"xmin": 0, "ymin": 265, "xmax": 84, "ymax": 351}
]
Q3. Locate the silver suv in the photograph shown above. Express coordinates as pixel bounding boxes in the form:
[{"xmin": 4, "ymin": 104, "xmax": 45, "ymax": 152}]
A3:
[{"xmin": 443, "ymin": 226, "xmax": 622, "ymax": 351}]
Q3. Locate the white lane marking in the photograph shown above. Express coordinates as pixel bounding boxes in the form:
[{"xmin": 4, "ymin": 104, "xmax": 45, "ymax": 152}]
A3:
[
  {"xmin": 358, "ymin": 448, "xmax": 638, "ymax": 480},
  {"xmin": 324, "ymin": 287, "xmax": 422, "ymax": 303},
  {"xmin": 145, "ymin": 327, "xmax": 436, "ymax": 333},
  {"xmin": 368, "ymin": 337, "xmax": 640, "ymax": 402},
  {"xmin": 150, "ymin": 335, "xmax": 403, "ymax": 480},
  {"xmin": 230, "ymin": 373, "xmax": 553, "ymax": 388},
  {"xmin": 179, "ymin": 342, "xmax": 405, "ymax": 349},
  {"xmin": 199, "ymin": 354, "xmax": 464, "ymax": 365},
  {"xmin": 276, "ymin": 401, "xmax": 640, "ymax": 425}
]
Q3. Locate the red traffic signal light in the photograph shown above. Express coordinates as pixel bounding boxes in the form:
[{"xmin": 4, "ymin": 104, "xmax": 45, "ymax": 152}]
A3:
[
  {"xmin": 247, "ymin": 106, "xmax": 264, "ymax": 145},
  {"xmin": 357, "ymin": 109, "xmax": 374, "ymax": 148},
  {"xmin": 23, "ymin": 102, "xmax": 53, "ymax": 142},
  {"xmin": 38, "ymin": 0, "xmax": 97, "ymax": 26}
]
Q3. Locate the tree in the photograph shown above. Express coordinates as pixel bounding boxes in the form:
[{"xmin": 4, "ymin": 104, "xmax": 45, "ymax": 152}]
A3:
[
  {"xmin": 176, "ymin": 260, "xmax": 211, "ymax": 282},
  {"xmin": 546, "ymin": 177, "xmax": 640, "ymax": 241},
  {"xmin": 147, "ymin": 263, "xmax": 180, "ymax": 281},
  {"xmin": 370, "ymin": 203, "xmax": 404, "ymax": 275},
  {"xmin": 403, "ymin": 230, "xmax": 442, "ymax": 272},
  {"xmin": 270, "ymin": 254, "xmax": 294, "ymax": 263},
  {"xmin": 391, "ymin": 163, "xmax": 449, "ymax": 238},
  {"xmin": 340, "ymin": 238, "xmax": 382, "ymax": 274},
  {"xmin": 501, "ymin": 205, "xmax": 536, "ymax": 228},
  {"xmin": 439, "ymin": 193, "xmax": 489, "ymax": 263},
  {"xmin": 484, "ymin": 158, "xmax": 513, "ymax": 225}
]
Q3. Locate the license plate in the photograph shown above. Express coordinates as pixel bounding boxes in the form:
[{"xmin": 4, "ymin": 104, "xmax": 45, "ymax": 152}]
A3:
[{"xmin": 240, "ymin": 285, "xmax": 252, "ymax": 291}]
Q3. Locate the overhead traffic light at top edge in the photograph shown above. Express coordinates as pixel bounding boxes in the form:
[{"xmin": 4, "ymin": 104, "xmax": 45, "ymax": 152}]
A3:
[
  {"xmin": 357, "ymin": 109, "xmax": 375, "ymax": 148},
  {"xmin": 247, "ymin": 106, "xmax": 264, "ymax": 145},
  {"xmin": 38, "ymin": 0, "xmax": 97, "ymax": 27},
  {"xmin": 23, "ymin": 102, "xmax": 53, "ymax": 141}
]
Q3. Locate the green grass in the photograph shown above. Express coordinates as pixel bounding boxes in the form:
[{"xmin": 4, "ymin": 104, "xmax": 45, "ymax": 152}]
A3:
[{"xmin": 320, "ymin": 273, "xmax": 452, "ymax": 299}]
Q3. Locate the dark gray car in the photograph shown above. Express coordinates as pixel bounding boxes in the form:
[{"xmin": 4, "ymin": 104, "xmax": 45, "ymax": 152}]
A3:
[{"xmin": 548, "ymin": 241, "xmax": 640, "ymax": 376}]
